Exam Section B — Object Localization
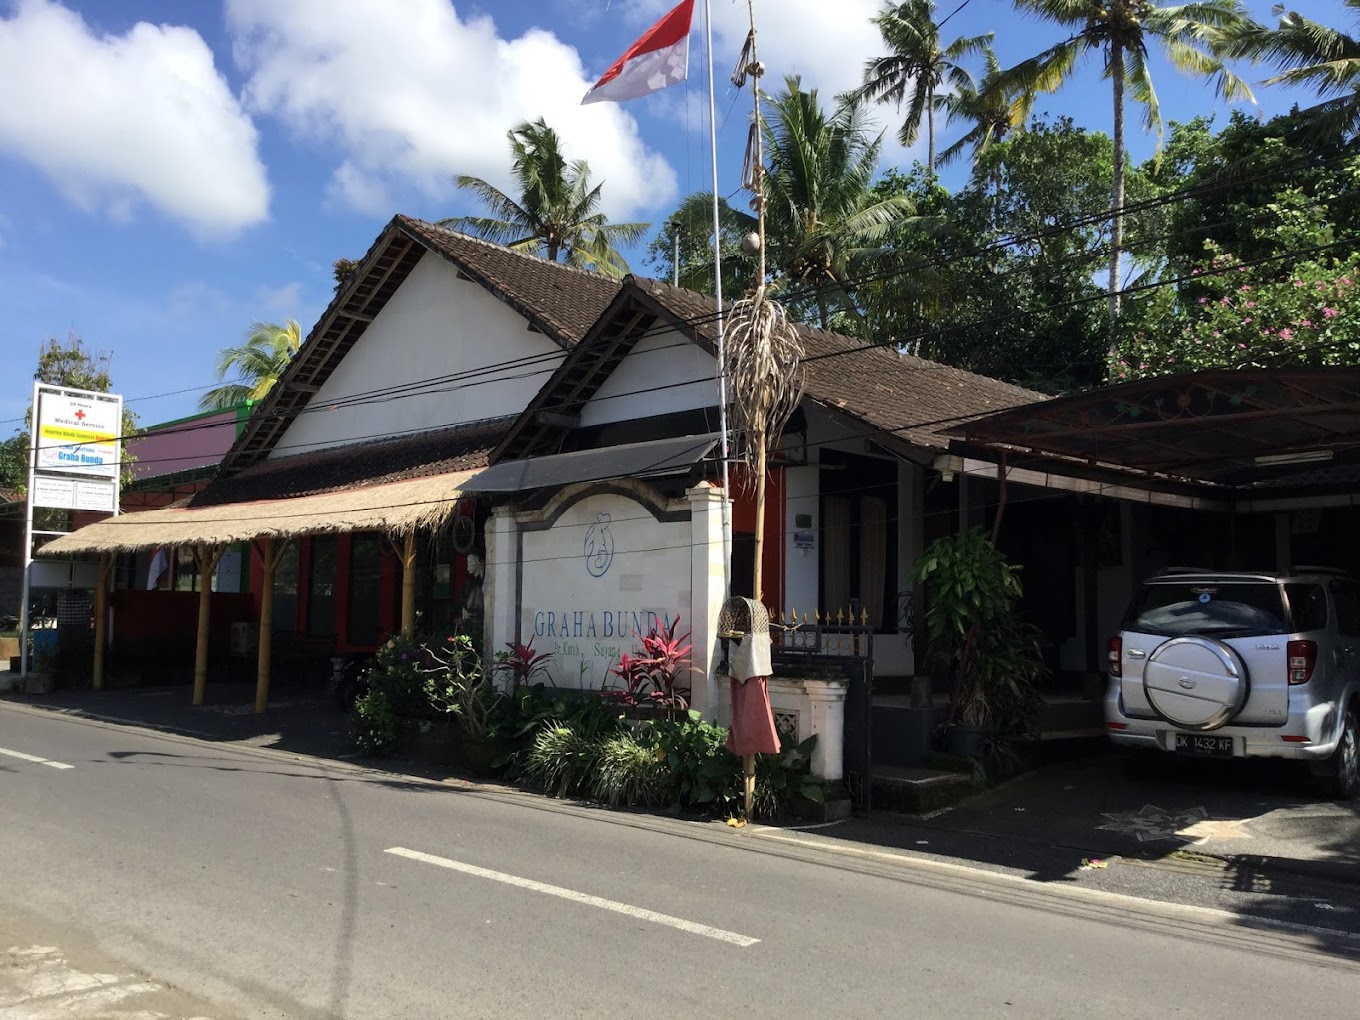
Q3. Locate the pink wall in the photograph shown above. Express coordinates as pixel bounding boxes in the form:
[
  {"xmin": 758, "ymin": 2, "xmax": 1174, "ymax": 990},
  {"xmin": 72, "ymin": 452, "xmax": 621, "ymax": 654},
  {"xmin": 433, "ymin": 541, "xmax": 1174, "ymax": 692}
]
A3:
[{"xmin": 129, "ymin": 410, "xmax": 240, "ymax": 481}]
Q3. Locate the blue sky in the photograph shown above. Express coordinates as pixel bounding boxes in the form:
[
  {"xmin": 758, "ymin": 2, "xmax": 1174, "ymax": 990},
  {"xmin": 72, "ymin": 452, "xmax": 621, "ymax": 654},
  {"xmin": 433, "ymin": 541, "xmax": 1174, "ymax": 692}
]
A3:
[{"xmin": 0, "ymin": 0, "xmax": 1341, "ymax": 432}]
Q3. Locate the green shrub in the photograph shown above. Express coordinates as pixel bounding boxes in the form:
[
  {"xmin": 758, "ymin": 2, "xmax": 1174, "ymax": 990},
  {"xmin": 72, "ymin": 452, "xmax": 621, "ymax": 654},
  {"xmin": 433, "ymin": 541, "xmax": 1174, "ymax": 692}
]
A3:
[
  {"xmin": 646, "ymin": 710, "xmax": 740, "ymax": 814},
  {"xmin": 752, "ymin": 735, "xmax": 823, "ymax": 821},
  {"xmin": 353, "ymin": 688, "xmax": 400, "ymax": 756},
  {"xmin": 593, "ymin": 731, "xmax": 666, "ymax": 807},
  {"xmin": 524, "ymin": 721, "xmax": 606, "ymax": 798},
  {"xmin": 497, "ymin": 685, "xmax": 621, "ymax": 779}
]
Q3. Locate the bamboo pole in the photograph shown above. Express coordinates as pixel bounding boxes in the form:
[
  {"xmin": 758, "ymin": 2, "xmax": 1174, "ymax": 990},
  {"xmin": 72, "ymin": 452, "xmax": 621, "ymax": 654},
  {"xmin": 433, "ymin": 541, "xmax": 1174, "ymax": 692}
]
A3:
[
  {"xmin": 191, "ymin": 545, "xmax": 224, "ymax": 706},
  {"xmin": 400, "ymin": 530, "xmax": 418, "ymax": 638},
  {"xmin": 92, "ymin": 552, "xmax": 112, "ymax": 691},
  {"xmin": 745, "ymin": 406, "xmax": 770, "ymax": 816},
  {"xmin": 254, "ymin": 537, "xmax": 281, "ymax": 715}
]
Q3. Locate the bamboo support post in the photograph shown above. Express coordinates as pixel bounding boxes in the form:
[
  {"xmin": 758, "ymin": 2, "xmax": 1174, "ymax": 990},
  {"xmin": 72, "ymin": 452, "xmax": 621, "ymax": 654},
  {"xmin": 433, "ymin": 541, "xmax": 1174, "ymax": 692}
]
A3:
[
  {"xmin": 399, "ymin": 529, "xmax": 418, "ymax": 638},
  {"xmin": 191, "ymin": 544, "xmax": 224, "ymax": 706},
  {"xmin": 92, "ymin": 552, "xmax": 112, "ymax": 690},
  {"xmin": 254, "ymin": 537, "xmax": 284, "ymax": 715}
]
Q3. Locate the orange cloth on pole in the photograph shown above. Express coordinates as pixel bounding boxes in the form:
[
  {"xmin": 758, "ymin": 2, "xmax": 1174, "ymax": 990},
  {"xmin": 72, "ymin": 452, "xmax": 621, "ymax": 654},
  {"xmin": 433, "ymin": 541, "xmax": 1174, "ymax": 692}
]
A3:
[{"xmin": 726, "ymin": 675, "xmax": 781, "ymax": 755}]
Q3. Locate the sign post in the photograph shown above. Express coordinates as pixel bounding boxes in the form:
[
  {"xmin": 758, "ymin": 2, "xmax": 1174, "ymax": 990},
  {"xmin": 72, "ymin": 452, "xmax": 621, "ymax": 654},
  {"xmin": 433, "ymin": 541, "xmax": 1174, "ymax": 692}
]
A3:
[{"xmin": 19, "ymin": 383, "xmax": 122, "ymax": 679}]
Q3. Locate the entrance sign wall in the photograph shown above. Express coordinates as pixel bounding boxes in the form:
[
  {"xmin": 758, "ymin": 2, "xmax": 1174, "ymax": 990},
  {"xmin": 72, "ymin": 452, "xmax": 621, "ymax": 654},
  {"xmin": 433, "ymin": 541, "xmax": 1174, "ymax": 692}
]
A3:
[{"xmin": 517, "ymin": 487, "xmax": 692, "ymax": 690}]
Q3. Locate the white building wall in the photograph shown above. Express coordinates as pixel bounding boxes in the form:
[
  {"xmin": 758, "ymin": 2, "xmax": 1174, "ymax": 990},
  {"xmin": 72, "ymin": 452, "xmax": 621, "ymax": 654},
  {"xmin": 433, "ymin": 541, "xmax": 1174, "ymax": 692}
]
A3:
[
  {"xmin": 784, "ymin": 465, "xmax": 819, "ymax": 613},
  {"xmin": 272, "ymin": 252, "xmax": 565, "ymax": 458},
  {"xmin": 578, "ymin": 329, "xmax": 717, "ymax": 427}
]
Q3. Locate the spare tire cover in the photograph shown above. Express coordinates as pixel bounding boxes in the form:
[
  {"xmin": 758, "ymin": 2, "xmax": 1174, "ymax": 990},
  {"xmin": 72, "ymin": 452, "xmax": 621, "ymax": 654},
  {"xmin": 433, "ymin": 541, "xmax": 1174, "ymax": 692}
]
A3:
[{"xmin": 1142, "ymin": 636, "xmax": 1249, "ymax": 731}]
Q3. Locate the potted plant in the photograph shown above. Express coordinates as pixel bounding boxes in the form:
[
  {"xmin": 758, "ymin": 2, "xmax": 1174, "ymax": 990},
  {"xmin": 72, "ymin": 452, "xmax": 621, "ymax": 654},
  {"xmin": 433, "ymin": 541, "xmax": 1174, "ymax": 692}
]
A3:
[
  {"xmin": 912, "ymin": 528, "xmax": 1043, "ymax": 760},
  {"xmin": 427, "ymin": 632, "xmax": 504, "ymax": 774}
]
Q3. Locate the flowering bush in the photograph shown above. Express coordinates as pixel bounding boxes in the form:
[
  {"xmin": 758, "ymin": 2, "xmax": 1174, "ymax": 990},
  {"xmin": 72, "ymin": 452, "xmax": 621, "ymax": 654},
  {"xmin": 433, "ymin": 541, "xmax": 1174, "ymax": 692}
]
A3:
[
  {"xmin": 352, "ymin": 632, "xmax": 432, "ymax": 755},
  {"xmin": 1114, "ymin": 184, "xmax": 1360, "ymax": 379},
  {"xmin": 1116, "ymin": 253, "xmax": 1360, "ymax": 379}
]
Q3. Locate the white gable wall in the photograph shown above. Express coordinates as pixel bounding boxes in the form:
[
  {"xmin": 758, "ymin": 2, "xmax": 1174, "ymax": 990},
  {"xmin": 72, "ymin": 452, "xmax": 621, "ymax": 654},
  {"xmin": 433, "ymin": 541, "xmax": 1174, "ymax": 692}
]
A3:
[
  {"xmin": 578, "ymin": 328, "xmax": 717, "ymax": 428},
  {"xmin": 272, "ymin": 252, "xmax": 566, "ymax": 458}
]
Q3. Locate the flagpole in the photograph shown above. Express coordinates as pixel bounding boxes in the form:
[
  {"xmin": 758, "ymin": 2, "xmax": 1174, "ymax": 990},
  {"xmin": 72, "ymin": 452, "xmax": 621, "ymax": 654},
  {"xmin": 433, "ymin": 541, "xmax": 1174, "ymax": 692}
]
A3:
[{"xmin": 703, "ymin": 0, "xmax": 733, "ymax": 600}]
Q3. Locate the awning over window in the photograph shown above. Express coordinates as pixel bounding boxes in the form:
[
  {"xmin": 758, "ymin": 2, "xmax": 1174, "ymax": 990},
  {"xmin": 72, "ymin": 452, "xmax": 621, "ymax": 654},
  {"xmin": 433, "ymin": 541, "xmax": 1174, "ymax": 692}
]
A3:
[{"xmin": 468, "ymin": 433, "xmax": 721, "ymax": 493}]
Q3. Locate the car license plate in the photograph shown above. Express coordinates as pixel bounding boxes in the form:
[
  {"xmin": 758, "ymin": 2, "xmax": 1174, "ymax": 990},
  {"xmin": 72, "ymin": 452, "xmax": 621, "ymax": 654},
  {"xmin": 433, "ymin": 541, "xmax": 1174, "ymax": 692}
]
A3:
[{"xmin": 1174, "ymin": 733, "xmax": 1234, "ymax": 757}]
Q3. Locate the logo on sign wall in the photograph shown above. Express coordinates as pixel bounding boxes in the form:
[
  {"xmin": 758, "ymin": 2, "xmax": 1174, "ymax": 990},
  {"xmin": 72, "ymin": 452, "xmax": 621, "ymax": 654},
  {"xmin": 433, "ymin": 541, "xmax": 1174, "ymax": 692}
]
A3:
[{"xmin": 584, "ymin": 512, "xmax": 615, "ymax": 578}]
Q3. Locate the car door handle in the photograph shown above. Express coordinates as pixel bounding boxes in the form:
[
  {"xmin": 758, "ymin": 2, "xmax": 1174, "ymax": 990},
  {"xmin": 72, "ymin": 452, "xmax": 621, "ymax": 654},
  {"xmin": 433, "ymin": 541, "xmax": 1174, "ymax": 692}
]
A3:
[{"xmin": 1128, "ymin": 649, "xmax": 1146, "ymax": 659}]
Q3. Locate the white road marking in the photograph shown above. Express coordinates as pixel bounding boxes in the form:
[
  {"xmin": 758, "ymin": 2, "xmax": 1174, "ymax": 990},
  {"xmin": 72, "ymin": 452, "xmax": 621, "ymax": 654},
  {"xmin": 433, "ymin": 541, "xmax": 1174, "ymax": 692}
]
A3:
[
  {"xmin": 385, "ymin": 846, "xmax": 760, "ymax": 947},
  {"xmin": 0, "ymin": 746, "xmax": 74, "ymax": 770}
]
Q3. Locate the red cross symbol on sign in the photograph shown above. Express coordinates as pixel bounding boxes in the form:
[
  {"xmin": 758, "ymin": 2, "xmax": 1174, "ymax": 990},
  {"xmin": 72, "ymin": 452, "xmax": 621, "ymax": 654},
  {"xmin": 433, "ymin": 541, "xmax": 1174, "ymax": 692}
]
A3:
[{"xmin": 74, "ymin": 409, "xmax": 86, "ymax": 421}]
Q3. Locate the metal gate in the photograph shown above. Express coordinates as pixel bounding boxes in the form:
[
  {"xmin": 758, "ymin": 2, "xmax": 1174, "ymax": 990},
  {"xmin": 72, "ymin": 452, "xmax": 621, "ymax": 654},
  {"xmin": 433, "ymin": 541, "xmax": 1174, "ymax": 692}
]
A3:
[{"xmin": 772, "ymin": 602, "xmax": 876, "ymax": 811}]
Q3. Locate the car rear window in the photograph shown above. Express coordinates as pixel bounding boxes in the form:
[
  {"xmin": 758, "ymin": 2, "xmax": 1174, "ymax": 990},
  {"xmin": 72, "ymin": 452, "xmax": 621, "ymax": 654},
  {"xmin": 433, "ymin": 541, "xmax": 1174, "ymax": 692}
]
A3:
[{"xmin": 1126, "ymin": 581, "xmax": 1295, "ymax": 637}]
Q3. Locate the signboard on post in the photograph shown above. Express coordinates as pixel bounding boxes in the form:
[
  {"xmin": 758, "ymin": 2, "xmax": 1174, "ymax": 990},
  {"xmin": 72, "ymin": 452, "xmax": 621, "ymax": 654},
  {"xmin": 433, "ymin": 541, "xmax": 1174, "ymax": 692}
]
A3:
[
  {"xmin": 34, "ymin": 388, "xmax": 121, "ymax": 477},
  {"xmin": 20, "ymin": 382, "xmax": 124, "ymax": 679}
]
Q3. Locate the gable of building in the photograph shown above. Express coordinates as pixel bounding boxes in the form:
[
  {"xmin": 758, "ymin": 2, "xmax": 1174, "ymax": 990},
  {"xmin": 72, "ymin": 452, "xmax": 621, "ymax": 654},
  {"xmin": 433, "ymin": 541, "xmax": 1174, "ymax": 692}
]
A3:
[{"xmin": 220, "ymin": 216, "xmax": 621, "ymax": 476}]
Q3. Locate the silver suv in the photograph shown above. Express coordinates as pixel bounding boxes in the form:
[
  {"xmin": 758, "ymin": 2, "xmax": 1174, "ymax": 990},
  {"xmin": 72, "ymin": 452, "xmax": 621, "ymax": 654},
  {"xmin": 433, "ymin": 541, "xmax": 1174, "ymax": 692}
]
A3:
[{"xmin": 1104, "ymin": 569, "xmax": 1360, "ymax": 799}]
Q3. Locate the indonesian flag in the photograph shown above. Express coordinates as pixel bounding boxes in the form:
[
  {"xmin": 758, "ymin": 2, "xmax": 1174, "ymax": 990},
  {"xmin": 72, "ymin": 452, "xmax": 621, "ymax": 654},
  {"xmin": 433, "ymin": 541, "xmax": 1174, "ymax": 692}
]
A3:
[{"xmin": 581, "ymin": 0, "xmax": 694, "ymax": 105}]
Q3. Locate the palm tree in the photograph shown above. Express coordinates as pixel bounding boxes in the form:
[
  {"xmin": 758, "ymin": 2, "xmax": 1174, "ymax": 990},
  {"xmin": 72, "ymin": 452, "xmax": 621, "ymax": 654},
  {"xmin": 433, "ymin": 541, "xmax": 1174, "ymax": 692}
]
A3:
[
  {"xmin": 854, "ymin": 1, "xmax": 993, "ymax": 173},
  {"xmin": 441, "ymin": 118, "xmax": 648, "ymax": 278},
  {"xmin": 1005, "ymin": 0, "xmax": 1255, "ymax": 337},
  {"xmin": 199, "ymin": 320, "xmax": 302, "ymax": 411},
  {"xmin": 1219, "ymin": 1, "xmax": 1360, "ymax": 139},
  {"xmin": 763, "ymin": 77, "xmax": 921, "ymax": 330},
  {"xmin": 937, "ymin": 46, "xmax": 1035, "ymax": 169}
]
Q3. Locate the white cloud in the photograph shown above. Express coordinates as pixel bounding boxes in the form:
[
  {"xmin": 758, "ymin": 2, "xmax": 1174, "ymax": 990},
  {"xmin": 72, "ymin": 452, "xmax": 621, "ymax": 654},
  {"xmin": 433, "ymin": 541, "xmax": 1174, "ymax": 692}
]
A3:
[
  {"xmin": 0, "ymin": 0, "xmax": 269, "ymax": 237},
  {"xmin": 226, "ymin": 0, "xmax": 677, "ymax": 221},
  {"xmin": 254, "ymin": 281, "xmax": 303, "ymax": 318}
]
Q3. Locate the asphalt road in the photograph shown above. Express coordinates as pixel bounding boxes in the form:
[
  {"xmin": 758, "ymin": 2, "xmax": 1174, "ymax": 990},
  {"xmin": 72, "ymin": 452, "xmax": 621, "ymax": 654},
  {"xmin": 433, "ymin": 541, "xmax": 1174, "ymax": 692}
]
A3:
[{"xmin": 2, "ymin": 705, "xmax": 1360, "ymax": 1020}]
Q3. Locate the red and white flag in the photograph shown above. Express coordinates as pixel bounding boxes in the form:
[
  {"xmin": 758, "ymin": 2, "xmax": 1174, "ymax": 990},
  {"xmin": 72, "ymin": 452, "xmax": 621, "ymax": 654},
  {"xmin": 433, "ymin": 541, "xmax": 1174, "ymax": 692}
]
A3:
[{"xmin": 581, "ymin": 0, "xmax": 694, "ymax": 105}]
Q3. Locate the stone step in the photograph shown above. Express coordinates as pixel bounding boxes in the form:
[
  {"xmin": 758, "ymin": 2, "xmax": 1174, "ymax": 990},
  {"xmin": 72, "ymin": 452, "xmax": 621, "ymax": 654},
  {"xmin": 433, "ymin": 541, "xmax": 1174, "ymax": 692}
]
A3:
[{"xmin": 870, "ymin": 766, "xmax": 975, "ymax": 815}]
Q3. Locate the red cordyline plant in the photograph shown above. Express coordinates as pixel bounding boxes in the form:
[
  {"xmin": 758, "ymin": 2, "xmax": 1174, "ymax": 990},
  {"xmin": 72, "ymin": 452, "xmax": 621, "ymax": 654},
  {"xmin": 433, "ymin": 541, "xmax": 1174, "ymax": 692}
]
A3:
[
  {"xmin": 604, "ymin": 616, "xmax": 694, "ymax": 721},
  {"xmin": 494, "ymin": 638, "xmax": 554, "ymax": 687}
]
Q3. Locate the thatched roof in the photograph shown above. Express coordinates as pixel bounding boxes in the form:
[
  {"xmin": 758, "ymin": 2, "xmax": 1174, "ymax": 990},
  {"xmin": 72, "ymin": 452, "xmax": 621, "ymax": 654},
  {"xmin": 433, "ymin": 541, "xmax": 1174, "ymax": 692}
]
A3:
[{"xmin": 39, "ymin": 467, "xmax": 481, "ymax": 555}]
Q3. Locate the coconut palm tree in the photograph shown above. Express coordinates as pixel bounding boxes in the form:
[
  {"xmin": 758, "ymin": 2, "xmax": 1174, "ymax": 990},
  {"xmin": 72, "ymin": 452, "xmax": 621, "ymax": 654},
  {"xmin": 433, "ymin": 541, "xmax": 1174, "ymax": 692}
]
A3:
[
  {"xmin": 199, "ymin": 320, "xmax": 302, "ymax": 411},
  {"xmin": 854, "ymin": 0, "xmax": 993, "ymax": 173},
  {"xmin": 1219, "ymin": 1, "xmax": 1360, "ymax": 139},
  {"xmin": 441, "ymin": 118, "xmax": 648, "ymax": 278},
  {"xmin": 763, "ymin": 77, "xmax": 921, "ymax": 329},
  {"xmin": 937, "ymin": 46, "xmax": 1035, "ymax": 169},
  {"xmin": 1005, "ymin": 0, "xmax": 1255, "ymax": 338}
]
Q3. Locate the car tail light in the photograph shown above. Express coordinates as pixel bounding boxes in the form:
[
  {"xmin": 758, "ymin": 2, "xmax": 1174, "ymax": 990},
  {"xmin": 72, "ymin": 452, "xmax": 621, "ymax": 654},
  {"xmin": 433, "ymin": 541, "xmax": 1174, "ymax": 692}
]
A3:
[
  {"xmin": 1281, "ymin": 734, "xmax": 1311, "ymax": 743},
  {"xmin": 1107, "ymin": 636, "xmax": 1122, "ymax": 678},
  {"xmin": 1287, "ymin": 639, "xmax": 1317, "ymax": 685},
  {"xmin": 1106, "ymin": 722, "xmax": 1128, "ymax": 731}
]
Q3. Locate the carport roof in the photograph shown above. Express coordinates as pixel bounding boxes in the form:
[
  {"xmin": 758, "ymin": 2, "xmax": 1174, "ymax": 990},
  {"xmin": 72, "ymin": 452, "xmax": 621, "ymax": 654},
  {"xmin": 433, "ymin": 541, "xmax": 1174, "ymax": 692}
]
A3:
[{"xmin": 945, "ymin": 368, "xmax": 1360, "ymax": 490}]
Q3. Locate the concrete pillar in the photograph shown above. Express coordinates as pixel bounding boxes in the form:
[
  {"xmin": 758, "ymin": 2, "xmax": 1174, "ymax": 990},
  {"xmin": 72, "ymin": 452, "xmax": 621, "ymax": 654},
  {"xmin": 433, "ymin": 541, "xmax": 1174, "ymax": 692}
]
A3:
[
  {"xmin": 92, "ymin": 552, "xmax": 111, "ymax": 691},
  {"xmin": 484, "ymin": 507, "xmax": 519, "ymax": 691},
  {"xmin": 687, "ymin": 483, "xmax": 727, "ymax": 719},
  {"xmin": 803, "ymin": 678, "xmax": 848, "ymax": 782}
]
